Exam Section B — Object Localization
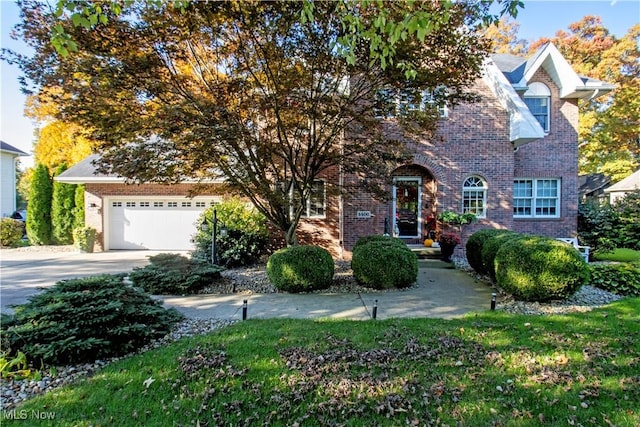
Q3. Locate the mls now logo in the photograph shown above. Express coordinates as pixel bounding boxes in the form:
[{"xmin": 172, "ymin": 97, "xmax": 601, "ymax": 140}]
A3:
[{"xmin": 2, "ymin": 410, "xmax": 56, "ymax": 420}]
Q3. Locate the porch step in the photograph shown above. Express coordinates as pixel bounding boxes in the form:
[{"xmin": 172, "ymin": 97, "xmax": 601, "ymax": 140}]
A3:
[
  {"xmin": 407, "ymin": 244, "xmax": 442, "ymax": 260},
  {"xmin": 418, "ymin": 258, "xmax": 456, "ymax": 269}
]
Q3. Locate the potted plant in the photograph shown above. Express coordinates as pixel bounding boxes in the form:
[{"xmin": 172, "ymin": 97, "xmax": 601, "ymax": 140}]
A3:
[
  {"xmin": 73, "ymin": 226, "xmax": 96, "ymax": 253},
  {"xmin": 438, "ymin": 232, "xmax": 461, "ymax": 262}
]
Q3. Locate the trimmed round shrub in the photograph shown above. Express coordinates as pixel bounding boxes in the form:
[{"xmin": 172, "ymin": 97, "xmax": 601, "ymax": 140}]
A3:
[
  {"xmin": 1, "ymin": 274, "xmax": 183, "ymax": 365},
  {"xmin": 1, "ymin": 218, "xmax": 24, "ymax": 247},
  {"xmin": 466, "ymin": 228, "xmax": 513, "ymax": 274},
  {"xmin": 481, "ymin": 231, "xmax": 522, "ymax": 281},
  {"xmin": 352, "ymin": 240, "xmax": 418, "ymax": 289},
  {"xmin": 352, "ymin": 235, "xmax": 406, "ymax": 253},
  {"xmin": 129, "ymin": 253, "xmax": 224, "ymax": 294},
  {"xmin": 267, "ymin": 245, "xmax": 334, "ymax": 293},
  {"xmin": 495, "ymin": 236, "xmax": 590, "ymax": 302}
]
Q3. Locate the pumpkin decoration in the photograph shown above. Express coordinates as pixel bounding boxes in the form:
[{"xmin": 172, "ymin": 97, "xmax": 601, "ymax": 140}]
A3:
[{"xmin": 423, "ymin": 238, "xmax": 434, "ymax": 247}]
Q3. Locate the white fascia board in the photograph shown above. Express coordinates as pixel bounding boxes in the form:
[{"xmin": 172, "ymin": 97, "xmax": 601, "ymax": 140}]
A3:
[
  {"xmin": 482, "ymin": 59, "xmax": 545, "ymax": 147},
  {"xmin": 524, "ymin": 43, "xmax": 584, "ymax": 99},
  {"xmin": 54, "ymin": 176, "xmax": 225, "ymax": 184}
]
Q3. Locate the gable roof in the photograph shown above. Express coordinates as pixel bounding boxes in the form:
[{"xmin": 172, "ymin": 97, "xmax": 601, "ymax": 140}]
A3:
[
  {"xmin": 0, "ymin": 141, "xmax": 28, "ymax": 156},
  {"xmin": 604, "ymin": 169, "xmax": 640, "ymax": 193},
  {"xmin": 493, "ymin": 43, "xmax": 615, "ymax": 99},
  {"xmin": 579, "ymin": 173, "xmax": 611, "ymax": 198}
]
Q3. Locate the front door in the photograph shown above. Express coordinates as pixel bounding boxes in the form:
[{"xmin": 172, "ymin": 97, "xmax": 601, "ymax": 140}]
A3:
[{"xmin": 393, "ymin": 177, "xmax": 421, "ymax": 238}]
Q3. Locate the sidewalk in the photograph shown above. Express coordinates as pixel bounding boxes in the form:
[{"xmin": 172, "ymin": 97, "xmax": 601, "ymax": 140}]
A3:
[{"xmin": 162, "ymin": 260, "xmax": 496, "ymax": 320}]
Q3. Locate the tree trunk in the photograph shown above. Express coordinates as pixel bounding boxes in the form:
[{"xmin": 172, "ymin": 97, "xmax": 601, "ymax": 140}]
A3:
[{"xmin": 285, "ymin": 223, "xmax": 299, "ymax": 247}]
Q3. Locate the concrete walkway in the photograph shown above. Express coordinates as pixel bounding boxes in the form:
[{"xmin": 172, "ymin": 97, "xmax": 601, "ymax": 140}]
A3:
[
  {"xmin": 162, "ymin": 261, "xmax": 496, "ymax": 321},
  {"xmin": 1, "ymin": 248, "xmax": 496, "ymax": 319}
]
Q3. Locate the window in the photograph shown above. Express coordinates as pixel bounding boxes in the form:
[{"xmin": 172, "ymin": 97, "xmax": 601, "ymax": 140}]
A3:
[
  {"xmin": 140, "ymin": 201, "xmax": 150, "ymax": 207},
  {"xmin": 167, "ymin": 202, "xmax": 177, "ymax": 207},
  {"xmin": 126, "ymin": 201, "xmax": 135, "ymax": 207},
  {"xmin": 524, "ymin": 82, "xmax": 550, "ymax": 133},
  {"xmin": 462, "ymin": 176, "xmax": 487, "ymax": 218},
  {"xmin": 181, "ymin": 201, "xmax": 192, "ymax": 207},
  {"xmin": 513, "ymin": 179, "xmax": 560, "ymax": 218},
  {"xmin": 153, "ymin": 201, "xmax": 164, "ymax": 207},
  {"xmin": 195, "ymin": 201, "xmax": 206, "ymax": 207},
  {"xmin": 374, "ymin": 87, "xmax": 448, "ymax": 119},
  {"xmin": 112, "ymin": 201, "xmax": 122, "ymax": 207},
  {"xmin": 285, "ymin": 181, "xmax": 326, "ymax": 218}
]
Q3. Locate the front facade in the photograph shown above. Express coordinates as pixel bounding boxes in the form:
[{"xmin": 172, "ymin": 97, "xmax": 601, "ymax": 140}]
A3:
[
  {"xmin": 0, "ymin": 141, "xmax": 28, "ymax": 217},
  {"xmin": 58, "ymin": 44, "xmax": 612, "ymax": 257}
]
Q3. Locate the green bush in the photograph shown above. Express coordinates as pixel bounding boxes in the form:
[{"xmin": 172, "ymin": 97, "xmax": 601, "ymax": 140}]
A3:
[
  {"xmin": 192, "ymin": 198, "xmax": 269, "ymax": 267},
  {"xmin": 51, "ymin": 164, "xmax": 77, "ymax": 245},
  {"xmin": 73, "ymin": 184, "xmax": 85, "ymax": 229},
  {"xmin": 495, "ymin": 236, "xmax": 590, "ymax": 302},
  {"xmin": 466, "ymin": 229, "xmax": 513, "ymax": 274},
  {"xmin": 266, "ymin": 245, "xmax": 334, "ymax": 293},
  {"xmin": 73, "ymin": 226, "xmax": 96, "ymax": 252},
  {"xmin": 352, "ymin": 235, "xmax": 405, "ymax": 253},
  {"xmin": 1, "ymin": 274, "xmax": 183, "ymax": 365},
  {"xmin": 351, "ymin": 240, "xmax": 418, "ymax": 289},
  {"xmin": 616, "ymin": 191, "xmax": 640, "ymax": 250},
  {"xmin": 480, "ymin": 231, "xmax": 521, "ymax": 281},
  {"xmin": 26, "ymin": 164, "xmax": 53, "ymax": 245},
  {"xmin": 589, "ymin": 262, "xmax": 640, "ymax": 297},
  {"xmin": 1, "ymin": 218, "xmax": 24, "ymax": 247},
  {"xmin": 129, "ymin": 253, "xmax": 224, "ymax": 294}
]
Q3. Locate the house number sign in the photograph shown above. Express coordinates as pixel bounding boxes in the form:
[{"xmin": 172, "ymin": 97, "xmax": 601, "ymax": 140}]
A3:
[{"xmin": 356, "ymin": 211, "xmax": 372, "ymax": 219}]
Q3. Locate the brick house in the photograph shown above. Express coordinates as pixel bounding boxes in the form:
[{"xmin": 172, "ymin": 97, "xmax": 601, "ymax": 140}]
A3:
[{"xmin": 58, "ymin": 43, "xmax": 612, "ymax": 257}]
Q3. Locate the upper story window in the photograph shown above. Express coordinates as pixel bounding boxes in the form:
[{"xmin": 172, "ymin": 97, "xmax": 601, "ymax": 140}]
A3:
[
  {"xmin": 513, "ymin": 178, "xmax": 560, "ymax": 218},
  {"xmin": 374, "ymin": 87, "xmax": 448, "ymax": 119},
  {"xmin": 524, "ymin": 82, "xmax": 551, "ymax": 133},
  {"xmin": 462, "ymin": 176, "xmax": 487, "ymax": 218}
]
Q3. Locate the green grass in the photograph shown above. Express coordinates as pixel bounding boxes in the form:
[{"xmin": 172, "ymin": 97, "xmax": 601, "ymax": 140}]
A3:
[
  {"xmin": 593, "ymin": 248, "xmax": 640, "ymax": 263},
  {"xmin": 4, "ymin": 298, "xmax": 640, "ymax": 426}
]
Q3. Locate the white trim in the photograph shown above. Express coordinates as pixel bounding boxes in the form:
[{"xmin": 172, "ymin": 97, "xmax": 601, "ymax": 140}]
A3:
[
  {"xmin": 462, "ymin": 175, "xmax": 488, "ymax": 219},
  {"xmin": 513, "ymin": 178, "xmax": 561, "ymax": 219}
]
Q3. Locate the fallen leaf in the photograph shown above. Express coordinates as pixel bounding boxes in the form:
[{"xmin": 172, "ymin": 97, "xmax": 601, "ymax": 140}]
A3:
[{"xmin": 143, "ymin": 377, "xmax": 156, "ymax": 389}]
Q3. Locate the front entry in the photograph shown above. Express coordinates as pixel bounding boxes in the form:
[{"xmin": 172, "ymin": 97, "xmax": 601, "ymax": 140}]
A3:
[{"xmin": 393, "ymin": 177, "xmax": 421, "ymax": 238}]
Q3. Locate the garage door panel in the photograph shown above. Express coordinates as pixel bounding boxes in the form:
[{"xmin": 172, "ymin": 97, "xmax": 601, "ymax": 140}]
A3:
[{"xmin": 108, "ymin": 199, "xmax": 211, "ymax": 250}]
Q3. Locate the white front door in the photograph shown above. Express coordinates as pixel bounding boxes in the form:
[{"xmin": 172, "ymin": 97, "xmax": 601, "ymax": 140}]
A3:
[{"xmin": 393, "ymin": 177, "xmax": 421, "ymax": 238}]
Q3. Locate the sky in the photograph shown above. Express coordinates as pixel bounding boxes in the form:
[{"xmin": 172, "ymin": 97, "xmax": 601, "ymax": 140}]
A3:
[{"xmin": 1, "ymin": 0, "xmax": 639, "ymax": 170}]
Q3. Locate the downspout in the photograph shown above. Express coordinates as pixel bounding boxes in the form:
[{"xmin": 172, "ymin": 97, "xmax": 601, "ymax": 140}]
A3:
[{"xmin": 338, "ymin": 129, "xmax": 344, "ymax": 259}]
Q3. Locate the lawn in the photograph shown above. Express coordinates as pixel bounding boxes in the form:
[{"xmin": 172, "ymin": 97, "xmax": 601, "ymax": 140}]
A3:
[
  {"xmin": 4, "ymin": 298, "xmax": 639, "ymax": 426},
  {"xmin": 593, "ymin": 248, "xmax": 640, "ymax": 263}
]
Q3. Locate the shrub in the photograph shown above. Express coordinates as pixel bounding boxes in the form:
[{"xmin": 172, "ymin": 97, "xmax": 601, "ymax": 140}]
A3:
[
  {"xmin": 26, "ymin": 164, "xmax": 52, "ymax": 245},
  {"xmin": 495, "ymin": 236, "xmax": 590, "ymax": 302},
  {"xmin": 1, "ymin": 274, "xmax": 183, "ymax": 365},
  {"xmin": 192, "ymin": 198, "xmax": 268, "ymax": 267},
  {"xmin": 352, "ymin": 235, "xmax": 405, "ymax": 253},
  {"xmin": 129, "ymin": 253, "xmax": 224, "ymax": 294},
  {"xmin": 1, "ymin": 218, "xmax": 24, "ymax": 247},
  {"xmin": 578, "ymin": 200, "xmax": 620, "ymax": 251},
  {"xmin": 588, "ymin": 262, "xmax": 640, "ymax": 297},
  {"xmin": 480, "ymin": 231, "xmax": 521, "ymax": 281},
  {"xmin": 615, "ymin": 190, "xmax": 640, "ymax": 250},
  {"xmin": 73, "ymin": 226, "xmax": 96, "ymax": 253},
  {"xmin": 351, "ymin": 240, "xmax": 418, "ymax": 289},
  {"xmin": 466, "ymin": 228, "xmax": 513, "ymax": 274},
  {"xmin": 73, "ymin": 184, "xmax": 85, "ymax": 229},
  {"xmin": 267, "ymin": 245, "xmax": 334, "ymax": 293},
  {"xmin": 51, "ymin": 164, "xmax": 77, "ymax": 245}
]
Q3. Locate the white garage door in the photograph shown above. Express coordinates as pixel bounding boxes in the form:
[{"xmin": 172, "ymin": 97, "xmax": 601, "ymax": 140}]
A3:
[{"xmin": 107, "ymin": 198, "xmax": 218, "ymax": 250}]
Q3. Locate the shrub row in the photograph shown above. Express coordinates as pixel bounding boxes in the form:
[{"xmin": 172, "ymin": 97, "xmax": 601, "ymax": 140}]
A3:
[
  {"xmin": 467, "ymin": 229, "xmax": 590, "ymax": 302},
  {"xmin": 588, "ymin": 262, "xmax": 640, "ymax": 297},
  {"xmin": 129, "ymin": 253, "xmax": 224, "ymax": 295},
  {"xmin": 352, "ymin": 236, "xmax": 418, "ymax": 289},
  {"xmin": 1, "ymin": 275, "xmax": 183, "ymax": 365}
]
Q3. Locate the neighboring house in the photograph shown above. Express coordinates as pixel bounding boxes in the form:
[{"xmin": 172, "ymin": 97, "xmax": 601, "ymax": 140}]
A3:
[
  {"xmin": 0, "ymin": 141, "xmax": 28, "ymax": 218},
  {"xmin": 578, "ymin": 173, "xmax": 611, "ymax": 203},
  {"xmin": 604, "ymin": 169, "xmax": 640, "ymax": 203},
  {"xmin": 57, "ymin": 43, "xmax": 613, "ymax": 257}
]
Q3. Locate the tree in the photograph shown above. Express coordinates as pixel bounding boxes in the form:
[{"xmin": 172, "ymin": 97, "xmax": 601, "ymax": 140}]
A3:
[
  {"xmin": 51, "ymin": 164, "xmax": 77, "ymax": 244},
  {"xmin": 73, "ymin": 184, "xmax": 85, "ymax": 229},
  {"xmin": 26, "ymin": 163, "xmax": 53, "ymax": 245},
  {"xmin": 485, "ymin": 17, "xmax": 528, "ymax": 55},
  {"xmin": 13, "ymin": 1, "xmax": 505, "ymax": 246}
]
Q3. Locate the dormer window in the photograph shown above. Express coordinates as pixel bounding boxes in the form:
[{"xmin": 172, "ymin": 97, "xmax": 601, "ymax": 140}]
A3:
[{"xmin": 523, "ymin": 82, "xmax": 550, "ymax": 133}]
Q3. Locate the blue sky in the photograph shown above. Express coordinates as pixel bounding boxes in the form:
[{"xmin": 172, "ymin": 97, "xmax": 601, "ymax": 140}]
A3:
[{"xmin": 1, "ymin": 0, "xmax": 638, "ymax": 169}]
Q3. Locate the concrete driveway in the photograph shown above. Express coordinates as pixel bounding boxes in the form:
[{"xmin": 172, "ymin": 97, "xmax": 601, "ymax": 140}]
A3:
[{"xmin": 0, "ymin": 248, "xmax": 168, "ymax": 313}]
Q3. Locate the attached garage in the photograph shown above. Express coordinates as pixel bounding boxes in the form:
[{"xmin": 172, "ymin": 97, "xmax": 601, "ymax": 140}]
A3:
[
  {"xmin": 55, "ymin": 155, "xmax": 227, "ymax": 252},
  {"xmin": 105, "ymin": 197, "xmax": 220, "ymax": 250}
]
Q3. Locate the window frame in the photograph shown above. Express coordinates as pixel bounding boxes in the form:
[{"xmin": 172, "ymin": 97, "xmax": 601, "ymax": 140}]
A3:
[
  {"xmin": 462, "ymin": 175, "xmax": 487, "ymax": 219},
  {"xmin": 374, "ymin": 88, "xmax": 449, "ymax": 119},
  {"xmin": 513, "ymin": 178, "xmax": 561, "ymax": 219},
  {"xmin": 285, "ymin": 180, "xmax": 326, "ymax": 219},
  {"xmin": 523, "ymin": 82, "xmax": 551, "ymax": 133}
]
